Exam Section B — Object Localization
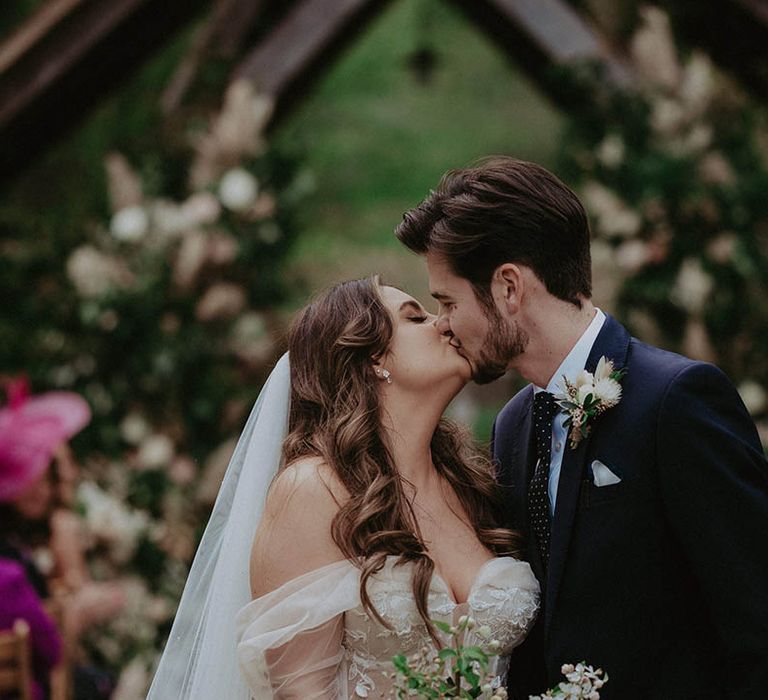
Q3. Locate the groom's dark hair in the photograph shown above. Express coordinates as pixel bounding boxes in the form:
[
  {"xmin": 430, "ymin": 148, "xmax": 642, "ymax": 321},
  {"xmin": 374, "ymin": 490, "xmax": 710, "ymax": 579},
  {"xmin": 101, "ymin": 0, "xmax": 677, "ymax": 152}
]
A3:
[{"xmin": 395, "ymin": 156, "xmax": 592, "ymax": 308}]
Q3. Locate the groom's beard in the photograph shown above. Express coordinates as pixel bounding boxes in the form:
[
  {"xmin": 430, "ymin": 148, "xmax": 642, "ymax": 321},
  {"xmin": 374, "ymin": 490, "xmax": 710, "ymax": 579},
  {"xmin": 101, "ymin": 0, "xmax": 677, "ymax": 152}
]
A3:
[{"xmin": 472, "ymin": 306, "xmax": 528, "ymax": 385}]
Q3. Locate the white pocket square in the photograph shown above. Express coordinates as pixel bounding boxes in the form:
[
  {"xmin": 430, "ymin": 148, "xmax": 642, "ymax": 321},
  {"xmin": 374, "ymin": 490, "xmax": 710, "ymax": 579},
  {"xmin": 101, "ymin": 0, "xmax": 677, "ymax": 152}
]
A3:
[{"xmin": 591, "ymin": 460, "xmax": 621, "ymax": 487}]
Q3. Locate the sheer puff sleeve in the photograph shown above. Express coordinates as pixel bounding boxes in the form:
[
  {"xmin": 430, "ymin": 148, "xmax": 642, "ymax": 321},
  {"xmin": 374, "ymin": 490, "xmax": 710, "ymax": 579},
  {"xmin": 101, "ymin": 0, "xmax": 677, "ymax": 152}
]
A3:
[
  {"xmin": 237, "ymin": 458, "xmax": 357, "ymax": 698},
  {"xmin": 236, "ymin": 560, "xmax": 360, "ymax": 698}
]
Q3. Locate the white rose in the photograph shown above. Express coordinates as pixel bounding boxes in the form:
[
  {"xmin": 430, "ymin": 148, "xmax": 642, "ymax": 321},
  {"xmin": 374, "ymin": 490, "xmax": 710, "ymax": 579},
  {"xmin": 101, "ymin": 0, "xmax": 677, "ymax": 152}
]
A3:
[
  {"xmin": 78, "ymin": 483, "xmax": 148, "ymax": 563},
  {"xmin": 574, "ymin": 369, "xmax": 593, "ymax": 389},
  {"xmin": 120, "ymin": 412, "xmax": 150, "ymax": 445},
  {"xmin": 173, "ymin": 230, "xmax": 208, "ymax": 290},
  {"xmin": 651, "ymin": 98, "xmax": 686, "ymax": 136},
  {"xmin": 615, "ymin": 239, "xmax": 650, "ymax": 273},
  {"xmin": 181, "ymin": 192, "xmax": 221, "ymax": 225},
  {"xmin": 231, "ymin": 312, "xmax": 273, "ymax": 366},
  {"xmin": 581, "ymin": 182, "xmax": 641, "ymax": 239},
  {"xmin": 169, "ymin": 456, "xmax": 197, "ymax": 486},
  {"xmin": 150, "ymin": 200, "xmax": 188, "ymax": 237},
  {"xmin": 577, "ymin": 383, "xmax": 596, "ymax": 404},
  {"xmin": 699, "ymin": 152, "xmax": 735, "ymax": 187},
  {"xmin": 597, "ymin": 134, "xmax": 625, "ymax": 168},
  {"xmin": 112, "ymin": 658, "xmax": 149, "ymax": 700},
  {"xmin": 671, "ymin": 258, "xmax": 714, "ymax": 313},
  {"xmin": 195, "ymin": 283, "xmax": 247, "ymax": 321},
  {"xmin": 681, "ymin": 52, "xmax": 714, "ymax": 113},
  {"xmin": 137, "ymin": 434, "xmax": 175, "ymax": 469},
  {"xmin": 67, "ymin": 245, "xmax": 133, "ymax": 298},
  {"xmin": 604, "ymin": 208, "xmax": 642, "ymax": 239},
  {"xmin": 206, "ymin": 231, "xmax": 239, "ymax": 265},
  {"xmin": 218, "ymin": 168, "xmax": 258, "ymax": 212},
  {"xmin": 630, "ymin": 6, "xmax": 681, "ymax": 91},
  {"xmin": 110, "ymin": 205, "xmax": 149, "ymax": 242},
  {"xmin": 679, "ymin": 123, "xmax": 713, "ymax": 155}
]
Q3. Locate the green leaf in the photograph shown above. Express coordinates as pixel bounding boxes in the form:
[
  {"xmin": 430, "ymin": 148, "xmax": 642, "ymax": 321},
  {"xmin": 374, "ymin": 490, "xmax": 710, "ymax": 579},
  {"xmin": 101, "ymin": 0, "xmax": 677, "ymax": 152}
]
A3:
[
  {"xmin": 433, "ymin": 620, "xmax": 454, "ymax": 635},
  {"xmin": 461, "ymin": 647, "xmax": 489, "ymax": 664},
  {"xmin": 392, "ymin": 654, "xmax": 409, "ymax": 672},
  {"xmin": 439, "ymin": 648, "xmax": 458, "ymax": 660},
  {"xmin": 463, "ymin": 670, "xmax": 480, "ymax": 686}
]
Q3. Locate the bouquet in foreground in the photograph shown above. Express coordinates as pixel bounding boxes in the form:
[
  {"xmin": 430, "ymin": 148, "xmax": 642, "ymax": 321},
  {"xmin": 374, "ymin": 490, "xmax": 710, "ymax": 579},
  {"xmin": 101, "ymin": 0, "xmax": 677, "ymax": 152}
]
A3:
[{"xmin": 389, "ymin": 616, "xmax": 607, "ymax": 699}]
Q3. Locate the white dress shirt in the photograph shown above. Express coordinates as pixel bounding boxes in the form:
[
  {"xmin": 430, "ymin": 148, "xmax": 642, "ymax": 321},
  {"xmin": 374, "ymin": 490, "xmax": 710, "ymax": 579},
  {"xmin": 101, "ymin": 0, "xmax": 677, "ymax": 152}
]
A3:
[{"xmin": 533, "ymin": 308, "xmax": 606, "ymax": 516}]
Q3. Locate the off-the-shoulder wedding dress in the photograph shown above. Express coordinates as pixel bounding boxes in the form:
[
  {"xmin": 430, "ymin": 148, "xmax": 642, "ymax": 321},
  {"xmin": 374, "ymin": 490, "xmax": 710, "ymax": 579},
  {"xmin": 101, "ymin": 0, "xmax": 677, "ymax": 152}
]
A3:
[
  {"xmin": 146, "ymin": 356, "xmax": 539, "ymax": 700},
  {"xmin": 236, "ymin": 555, "xmax": 539, "ymax": 698}
]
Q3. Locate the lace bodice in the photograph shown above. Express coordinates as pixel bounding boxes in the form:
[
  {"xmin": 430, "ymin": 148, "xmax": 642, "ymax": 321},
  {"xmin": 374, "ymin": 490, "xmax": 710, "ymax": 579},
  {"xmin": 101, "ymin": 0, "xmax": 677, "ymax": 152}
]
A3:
[{"xmin": 236, "ymin": 556, "xmax": 539, "ymax": 699}]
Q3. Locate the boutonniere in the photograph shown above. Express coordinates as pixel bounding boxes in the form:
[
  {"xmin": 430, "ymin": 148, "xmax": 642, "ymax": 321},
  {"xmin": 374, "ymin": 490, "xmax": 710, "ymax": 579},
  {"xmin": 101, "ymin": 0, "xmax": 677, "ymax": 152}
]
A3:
[{"xmin": 554, "ymin": 356, "xmax": 626, "ymax": 449}]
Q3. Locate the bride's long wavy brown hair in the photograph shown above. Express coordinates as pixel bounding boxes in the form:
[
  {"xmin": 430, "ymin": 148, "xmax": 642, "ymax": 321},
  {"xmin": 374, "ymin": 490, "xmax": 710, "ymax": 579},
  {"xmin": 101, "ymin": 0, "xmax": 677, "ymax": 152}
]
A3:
[{"xmin": 283, "ymin": 276, "xmax": 522, "ymax": 638}]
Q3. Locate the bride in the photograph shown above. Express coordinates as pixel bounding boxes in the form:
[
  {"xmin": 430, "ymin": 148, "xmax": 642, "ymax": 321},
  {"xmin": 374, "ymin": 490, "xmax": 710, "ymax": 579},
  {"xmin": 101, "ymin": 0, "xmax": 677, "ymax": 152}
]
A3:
[{"xmin": 147, "ymin": 276, "xmax": 539, "ymax": 699}]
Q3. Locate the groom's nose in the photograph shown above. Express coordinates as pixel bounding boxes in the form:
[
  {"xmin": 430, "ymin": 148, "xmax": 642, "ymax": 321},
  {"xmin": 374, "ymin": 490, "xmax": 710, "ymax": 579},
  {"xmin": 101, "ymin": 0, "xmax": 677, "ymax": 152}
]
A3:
[{"xmin": 436, "ymin": 313, "xmax": 453, "ymax": 338}]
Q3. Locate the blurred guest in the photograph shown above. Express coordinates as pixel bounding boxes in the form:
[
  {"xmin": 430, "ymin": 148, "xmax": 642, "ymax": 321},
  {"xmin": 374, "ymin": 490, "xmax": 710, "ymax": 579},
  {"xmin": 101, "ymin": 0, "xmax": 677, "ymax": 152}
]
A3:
[
  {"xmin": 0, "ymin": 559, "xmax": 61, "ymax": 700},
  {"xmin": 0, "ymin": 380, "xmax": 121, "ymax": 699}
]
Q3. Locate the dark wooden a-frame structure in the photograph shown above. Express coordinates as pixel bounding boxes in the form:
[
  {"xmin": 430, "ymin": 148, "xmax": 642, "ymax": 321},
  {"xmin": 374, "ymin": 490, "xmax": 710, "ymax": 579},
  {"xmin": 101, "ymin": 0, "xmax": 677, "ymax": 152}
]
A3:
[{"xmin": 1, "ymin": 0, "xmax": 767, "ymax": 183}]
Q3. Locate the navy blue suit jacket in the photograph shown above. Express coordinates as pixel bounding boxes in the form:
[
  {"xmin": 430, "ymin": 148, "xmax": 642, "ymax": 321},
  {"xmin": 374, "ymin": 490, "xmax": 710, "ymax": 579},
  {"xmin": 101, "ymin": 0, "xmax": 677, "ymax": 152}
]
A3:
[{"xmin": 492, "ymin": 314, "xmax": 768, "ymax": 699}]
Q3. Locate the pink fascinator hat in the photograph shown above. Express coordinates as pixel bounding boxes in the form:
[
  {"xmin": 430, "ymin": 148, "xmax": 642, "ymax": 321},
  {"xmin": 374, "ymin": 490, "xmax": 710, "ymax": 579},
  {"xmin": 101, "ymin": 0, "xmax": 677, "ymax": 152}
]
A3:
[{"xmin": 0, "ymin": 379, "xmax": 91, "ymax": 503}]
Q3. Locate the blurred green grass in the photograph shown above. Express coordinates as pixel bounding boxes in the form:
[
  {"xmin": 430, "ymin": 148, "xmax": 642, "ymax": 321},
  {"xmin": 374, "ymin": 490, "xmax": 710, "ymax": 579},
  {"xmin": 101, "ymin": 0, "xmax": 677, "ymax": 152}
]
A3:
[
  {"xmin": 274, "ymin": 0, "xmax": 563, "ymax": 302},
  {"xmin": 271, "ymin": 0, "xmax": 562, "ymax": 431}
]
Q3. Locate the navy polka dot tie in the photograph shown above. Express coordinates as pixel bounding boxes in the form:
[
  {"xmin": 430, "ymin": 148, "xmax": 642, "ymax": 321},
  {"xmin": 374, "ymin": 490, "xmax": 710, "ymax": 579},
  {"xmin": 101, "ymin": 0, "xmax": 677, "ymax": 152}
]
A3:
[{"xmin": 529, "ymin": 391, "xmax": 558, "ymax": 568}]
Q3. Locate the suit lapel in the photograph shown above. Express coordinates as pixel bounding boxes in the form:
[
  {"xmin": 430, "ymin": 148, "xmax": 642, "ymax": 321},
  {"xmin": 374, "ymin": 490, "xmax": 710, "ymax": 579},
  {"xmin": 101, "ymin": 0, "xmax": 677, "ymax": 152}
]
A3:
[
  {"xmin": 544, "ymin": 430, "xmax": 591, "ymax": 629},
  {"xmin": 516, "ymin": 387, "xmax": 536, "ymax": 501},
  {"xmin": 513, "ymin": 387, "xmax": 547, "ymax": 581},
  {"xmin": 544, "ymin": 314, "xmax": 631, "ymax": 632}
]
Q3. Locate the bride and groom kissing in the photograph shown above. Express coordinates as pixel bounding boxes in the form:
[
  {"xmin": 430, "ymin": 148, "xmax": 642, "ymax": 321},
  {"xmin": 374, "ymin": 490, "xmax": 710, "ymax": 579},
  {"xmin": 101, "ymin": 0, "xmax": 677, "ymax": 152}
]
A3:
[{"xmin": 148, "ymin": 157, "xmax": 768, "ymax": 699}]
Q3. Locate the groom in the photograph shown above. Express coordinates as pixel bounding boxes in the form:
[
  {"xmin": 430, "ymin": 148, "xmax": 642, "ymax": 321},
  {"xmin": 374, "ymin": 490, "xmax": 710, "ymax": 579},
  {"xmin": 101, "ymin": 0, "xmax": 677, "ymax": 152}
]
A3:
[{"xmin": 396, "ymin": 157, "xmax": 768, "ymax": 699}]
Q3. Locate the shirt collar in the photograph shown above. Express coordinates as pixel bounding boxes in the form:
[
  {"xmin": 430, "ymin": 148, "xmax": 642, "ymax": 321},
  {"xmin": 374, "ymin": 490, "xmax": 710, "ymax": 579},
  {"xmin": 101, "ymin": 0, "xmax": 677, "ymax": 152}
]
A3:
[{"xmin": 534, "ymin": 308, "xmax": 606, "ymax": 395}]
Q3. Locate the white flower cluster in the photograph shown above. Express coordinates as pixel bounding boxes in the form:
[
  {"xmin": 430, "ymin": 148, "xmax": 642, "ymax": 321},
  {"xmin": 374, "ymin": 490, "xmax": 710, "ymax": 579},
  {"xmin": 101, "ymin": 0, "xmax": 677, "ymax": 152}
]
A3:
[
  {"xmin": 529, "ymin": 663, "xmax": 608, "ymax": 700},
  {"xmin": 671, "ymin": 258, "xmax": 714, "ymax": 315},
  {"xmin": 78, "ymin": 482, "xmax": 149, "ymax": 563},
  {"xmin": 571, "ymin": 357, "xmax": 623, "ymax": 407},
  {"xmin": 581, "ymin": 182, "xmax": 641, "ymax": 239},
  {"xmin": 66, "ymin": 245, "xmax": 134, "ymax": 298},
  {"xmin": 555, "ymin": 357, "xmax": 624, "ymax": 449},
  {"xmin": 388, "ymin": 614, "xmax": 507, "ymax": 699},
  {"xmin": 112, "ymin": 656, "xmax": 151, "ymax": 700}
]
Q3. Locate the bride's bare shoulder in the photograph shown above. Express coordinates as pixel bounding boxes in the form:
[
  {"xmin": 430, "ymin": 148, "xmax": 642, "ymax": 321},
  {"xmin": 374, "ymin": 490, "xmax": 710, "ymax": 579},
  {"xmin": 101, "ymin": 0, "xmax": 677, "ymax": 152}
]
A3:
[
  {"xmin": 250, "ymin": 456, "xmax": 350, "ymax": 597},
  {"xmin": 270, "ymin": 455, "xmax": 350, "ymax": 508}
]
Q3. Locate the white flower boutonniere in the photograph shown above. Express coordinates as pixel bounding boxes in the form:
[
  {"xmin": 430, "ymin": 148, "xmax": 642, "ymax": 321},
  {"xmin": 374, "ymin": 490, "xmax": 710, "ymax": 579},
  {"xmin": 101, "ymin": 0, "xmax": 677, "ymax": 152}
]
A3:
[{"xmin": 554, "ymin": 356, "xmax": 626, "ymax": 449}]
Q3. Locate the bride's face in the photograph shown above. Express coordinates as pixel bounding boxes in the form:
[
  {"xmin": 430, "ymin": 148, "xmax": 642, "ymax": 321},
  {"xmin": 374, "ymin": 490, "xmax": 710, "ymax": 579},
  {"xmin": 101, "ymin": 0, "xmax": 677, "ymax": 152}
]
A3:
[{"xmin": 378, "ymin": 285, "xmax": 471, "ymax": 391}]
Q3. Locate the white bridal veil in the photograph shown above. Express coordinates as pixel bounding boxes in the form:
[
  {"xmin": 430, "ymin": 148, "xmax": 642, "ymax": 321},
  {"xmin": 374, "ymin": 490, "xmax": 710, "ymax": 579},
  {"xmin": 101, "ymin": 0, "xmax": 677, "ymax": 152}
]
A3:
[{"xmin": 146, "ymin": 353, "xmax": 291, "ymax": 700}]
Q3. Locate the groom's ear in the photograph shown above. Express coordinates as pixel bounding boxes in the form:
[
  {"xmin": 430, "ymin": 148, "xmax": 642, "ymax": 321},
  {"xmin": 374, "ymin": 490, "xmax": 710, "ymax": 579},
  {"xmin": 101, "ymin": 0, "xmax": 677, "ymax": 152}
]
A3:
[{"xmin": 492, "ymin": 263, "xmax": 524, "ymax": 315}]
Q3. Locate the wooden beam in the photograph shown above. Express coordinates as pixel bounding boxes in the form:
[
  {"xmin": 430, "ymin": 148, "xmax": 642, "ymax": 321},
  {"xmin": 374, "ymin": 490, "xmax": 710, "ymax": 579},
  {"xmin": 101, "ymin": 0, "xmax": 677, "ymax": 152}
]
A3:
[
  {"xmin": 0, "ymin": 0, "xmax": 85, "ymax": 75},
  {"xmin": 0, "ymin": 0, "xmax": 209, "ymax": 184},
  {"xmin": 232, "ymin": 0, "xmax": 394, "ymax": 124},
  {"xmin": 208, "ymin": 0, "xmax": 269, "ymax": 57},
  {"xmin": 668, "ymin": 0, "xmax": 768, "ymax": 99},
  {"xmin": 233, "ymin": 0, "xmax": 631, "ymax": 131},
  {"xmin": 160, "ymin": 0, "xmax": 269, "ymax": 113},
  {"xmin": 447, "ymin": 0, "xmax": 631, "ymax": 106}
]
